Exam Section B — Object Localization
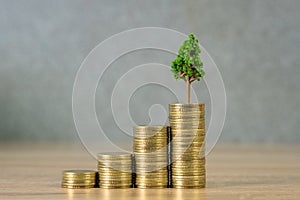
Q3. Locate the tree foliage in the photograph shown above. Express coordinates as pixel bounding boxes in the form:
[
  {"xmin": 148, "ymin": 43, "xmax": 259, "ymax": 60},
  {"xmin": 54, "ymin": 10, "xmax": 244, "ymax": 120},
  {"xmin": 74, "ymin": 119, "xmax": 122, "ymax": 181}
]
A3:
[{"xmin": 171, "ymin": 34, "xmax": 205, "ymax": 83}]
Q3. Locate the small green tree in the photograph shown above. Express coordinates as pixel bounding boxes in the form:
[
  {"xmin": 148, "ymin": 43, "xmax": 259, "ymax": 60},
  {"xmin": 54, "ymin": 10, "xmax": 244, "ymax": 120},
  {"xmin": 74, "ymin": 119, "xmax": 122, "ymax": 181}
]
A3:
[{"xmin": 171, "ymin": 34, "xmax": 205, "ymax": 104}]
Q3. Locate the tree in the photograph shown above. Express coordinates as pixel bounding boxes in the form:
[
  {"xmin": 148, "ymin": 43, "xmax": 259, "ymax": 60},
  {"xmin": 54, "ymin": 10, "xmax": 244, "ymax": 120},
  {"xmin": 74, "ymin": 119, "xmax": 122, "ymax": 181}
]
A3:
[{"xmin": 171, "ymin": 34, "xmax": 205, "ymax": 104}]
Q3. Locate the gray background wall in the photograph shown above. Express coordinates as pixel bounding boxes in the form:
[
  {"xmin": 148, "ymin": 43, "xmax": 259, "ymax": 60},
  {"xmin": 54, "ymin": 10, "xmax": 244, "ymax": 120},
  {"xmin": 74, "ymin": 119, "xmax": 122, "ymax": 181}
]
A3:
[{"xmin": 0, "ymin": 0, "xmax": 299, "ymax": 143}]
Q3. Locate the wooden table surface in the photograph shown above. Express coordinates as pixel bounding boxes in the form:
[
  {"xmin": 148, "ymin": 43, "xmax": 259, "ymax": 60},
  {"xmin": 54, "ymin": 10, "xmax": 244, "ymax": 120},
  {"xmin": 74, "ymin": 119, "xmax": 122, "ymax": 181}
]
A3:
[{"xmin": 0, "ymin": 142, "xmax": 299, "ymax": 200}]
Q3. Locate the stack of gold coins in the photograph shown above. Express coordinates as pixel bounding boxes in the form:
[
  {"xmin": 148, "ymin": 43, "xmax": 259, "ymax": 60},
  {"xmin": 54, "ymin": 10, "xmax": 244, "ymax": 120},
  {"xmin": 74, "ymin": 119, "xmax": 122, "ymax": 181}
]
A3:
[
  {"xmin": 134, "ymin": 126, "xmax": 168, "ymax": 188},
  {"xmin": 61, "ymin": 170, "xmax": 97, "ymax": 189},
  {"xmin": 169, "ymin": 103, "xmax": 206, "ymax": 188},
  {"xmin": 98, "ymin": 152, "xmax": 132, "ymax": 189}
]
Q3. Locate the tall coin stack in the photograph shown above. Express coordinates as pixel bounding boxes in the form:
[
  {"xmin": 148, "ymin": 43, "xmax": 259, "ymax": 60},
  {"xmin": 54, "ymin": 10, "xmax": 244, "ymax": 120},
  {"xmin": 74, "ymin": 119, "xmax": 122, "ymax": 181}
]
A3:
[
  {"xmin": 169, "ymin": 103, "xmax": 206, "ymax": 188},
  {"xmin": 62, "ymin": 170, "xmax": 97, "ymax": 189},
  {"xmin": 97, "ymin": 152, "xmax": 132, "ymax": 189},
  {"xmin": 133, "ymin": 126, "xmax": 168, "ymax": 188}
]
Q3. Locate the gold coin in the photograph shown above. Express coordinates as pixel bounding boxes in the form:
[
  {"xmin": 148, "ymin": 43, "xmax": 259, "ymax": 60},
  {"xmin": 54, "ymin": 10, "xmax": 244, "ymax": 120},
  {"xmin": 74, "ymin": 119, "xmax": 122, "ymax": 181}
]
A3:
[
  {"xmin": 99, "ymin": 176, "xmax": 132, "ymax": 180},
  {"xmin": 136, "ymin": 178, "xmax": 168, "ymax": 182},
  {"xmin": 172, "ymin": 164, "xmax": 206, "ymax": 169},
  {"xmin": 172, "ymin": 182, "xmax": 206, "ymax": 186},
  {"xmin": 61, "ymin": 184, "xmax": 95, "ymax": 189},
  {"xmin": 172, "ymin": 161, "xmax": 205, "ymax": 165},
  {"xmin": 169, "ymin": 116, "xmax": 204, "ymax": 120},
  {"xmin": 136, "ymin": 182, "xmax": 168, "ymax": 185},
  {"xmin": 99, "ymin": 183, "xmax": 131, "ymax": 186},
  {"xmin": 136, "ymin": 172, "xmax": 167, "ymax": 175},
  {"xmin": 98, "ymin": 168, "xmax": 132, "ymax": 173},
  {"xmin": 98, "ymin": 169, "xmax": 131, "ymax": 174},
  {"xmin": 172, "ymin": 150, "xmax": 205, "ymax": 154},
  {"xmin": 172, "ymin": 175, "xmax": 205, "ymax": 179},
  {"xmin": 98, "ymin": 164, "xmax": 132, "ymax": 168},
  {"xmin": 134, "ymin": 125, "xmax": 167, "ymax": 130},
  {"xmin": 172, "ymin": 141, "xmax": 205, "ymax": 145},
  {"xmin": 62, "ymin": 179, "xmax": 96, "ymax": 183},
  {"xmin": 97, "ymin": 152, "xmax": 132, "ymax": 159},
  {"xmin": 134, "ymin": 127, "xmax": 167, "ymax": 135},
  {"xmin": 99, "ymin": 183, "xmax": 131, "ymax": 185},
  {"xmin": 135, "ymin": 180, "xmax": 168, "ymax": 183},
  {"xmin": 99, "ymin": 179, "xmax": 131, "ymax": 182},
  {"xmin": 135, "ymin": 160, "xmax": 167, "ymax": 164},
  {"xmin": 172, "ymin": 160, "xmax": 206, "ymax": 164},
  {"xmin": 135, "ymin": 156, "xmax": 167, "ymax": 160},
  {"xmin": 133, "ymin": 147, "xmax": 166, "ymax": 151},
  {"xmin": 169, "ymin": 112, "xmax": 204, "ymax": 115},
  {"xmin": 134, "ymin": 135, "xmax": 167, "ymax": 139},
  {"xmin": 62, "ymin": 182, "xmax": 95, "ymax": 185},
  {"xmin": 169, "ymin": 114, "xmax": 204, "ymax": 118},
  {"xmin": 133, "ymin": 144, "xmax": 167, "ymax": 149},
  {"xmin": 99, "ymin": 185, "xmax": 131, "ymax": 189},
  {"xmin": 173, "ymin": 155, "xmax": 206, "ymax": 160},
  {"xmin": 172, "ymin": 181, "xmax": 206, "ymax": 186},
  {"xmin": 170, "ymin": 122, "xmax": 205, "ymax": 126},
  {"xmin": 134, "ymin": 153, "xmax": 167, "ymax": 157},
  {"xmin": 135, "ymin": 166, "xmax": 167, "ymax": 169},
  {"xmin": 170, "ymin": 119, "xmax": 205, "ymax": 123},
  {"xmin": 172, "ymin": 172, "xmax": 205, "ymax": 176},
  {"xmin": 169, "ymin": 103, "xmax": 204, "ymax": 108},
  {"xmin": 171, "ymin": 128, "xmax": 205, "ymax": 132},
  {"xmin": 100, "ymin": 178, "xmax": 131, "ymax": 182},
  {"xmin": 62, "ymin": 170, "xmax": 97, "ymax": 176},
  {"xmin": 99, "ymin": 182, "xmax": 132, "ymax": 186},
  {"xmin": 98, "ymin": 163, "xmax": 132, "ymax": 166},
  {"xmin": 135, "ymin": 168, "xmax": 168, "ymax": 173},
  {"xmin": 170, "ymin": 125, "xmax": 205, "ymax": 129},
  {"xmin": 172, "ymin": 167, "xmax": 206, "ymax": 171},
  {"xmin": 136, "ymin": 175, "xmax": 168, "ymax": 179},
  {"xmin": 135, "ymin": 157, "xmax": 167, "ymax": 160},
  {"xmin": 134, "ymin": 138, "xmax": 167, "ymax": 142},
  {"xmin": 171, "ymin": 135, "xmax": 205, "ymax": 139},
  {"xmin": 169, "ymin": 118, "xmax": 204, "ymax": 121},
  {"xmin": 172, "ymin": 185, "xmax": 205, "ymax": 189},
  {"xmin": 169, "ymin": 110, "xmax": 204, "ymax": 114},
  {"xmin": 99, "ymin": 175, "xmax": 132, "ymax": 178},
  {"xmin": 98, "ymin": 163, "xmax": 132, "ymax": 167},
  {"xmin": 136, "ymin": 185, "xmax": 167, "ymax": 189}
]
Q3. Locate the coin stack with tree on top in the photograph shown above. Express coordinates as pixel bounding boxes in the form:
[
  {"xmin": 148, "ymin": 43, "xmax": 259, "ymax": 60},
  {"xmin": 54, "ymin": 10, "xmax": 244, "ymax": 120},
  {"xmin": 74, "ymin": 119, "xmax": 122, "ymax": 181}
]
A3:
[{"xmin": 170, "ymin": 33, "xmax": 206, "ymax": 188}]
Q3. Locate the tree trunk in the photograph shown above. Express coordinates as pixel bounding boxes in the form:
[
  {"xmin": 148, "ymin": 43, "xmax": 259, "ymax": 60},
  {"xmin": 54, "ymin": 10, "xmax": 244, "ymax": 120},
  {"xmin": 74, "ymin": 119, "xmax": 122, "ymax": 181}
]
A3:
[{"xmin": 186, "ymin": 80, "xmax": 190, "ymax": 104}]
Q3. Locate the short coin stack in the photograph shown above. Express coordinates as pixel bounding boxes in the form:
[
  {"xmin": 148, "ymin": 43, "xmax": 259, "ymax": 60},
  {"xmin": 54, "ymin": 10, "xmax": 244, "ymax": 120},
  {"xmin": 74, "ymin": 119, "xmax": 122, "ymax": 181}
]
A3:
[
  {"xmin": 97, "ymin": 152, "xmax": 132, "ymax": 189},
  {"xmin": 134, "ymin": 126, "xmax": 168, "ymax": 188},
  {"xmin": 61, "ymin": 170, "xmax": 97, "ymax": 189},
  {"xmin": 169, "ymin": 103, "xmax": 206, "ymax": 188}
]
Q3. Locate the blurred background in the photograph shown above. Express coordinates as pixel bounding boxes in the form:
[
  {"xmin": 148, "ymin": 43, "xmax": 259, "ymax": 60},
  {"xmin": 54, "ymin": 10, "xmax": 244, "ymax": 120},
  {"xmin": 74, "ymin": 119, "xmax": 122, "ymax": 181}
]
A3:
[{"xmin": 0, "ymin": 0, "xmax": 299, "ymax": 143}]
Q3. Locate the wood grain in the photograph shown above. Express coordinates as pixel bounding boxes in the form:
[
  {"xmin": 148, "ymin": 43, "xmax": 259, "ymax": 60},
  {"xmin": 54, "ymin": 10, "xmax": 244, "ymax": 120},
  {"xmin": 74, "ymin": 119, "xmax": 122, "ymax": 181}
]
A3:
[{"xmin": 0, "ymin": 142, "xmax": 299, "ymax": 200}]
